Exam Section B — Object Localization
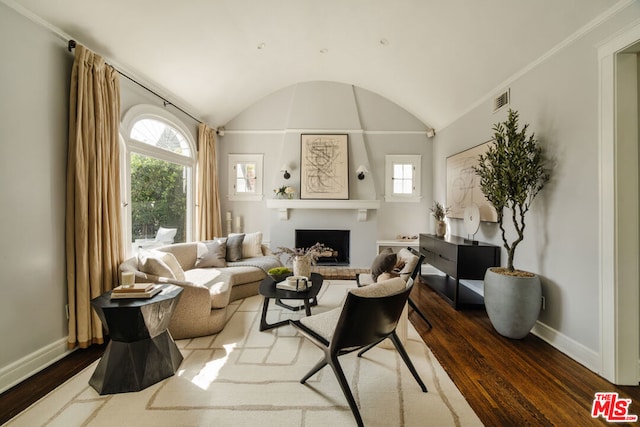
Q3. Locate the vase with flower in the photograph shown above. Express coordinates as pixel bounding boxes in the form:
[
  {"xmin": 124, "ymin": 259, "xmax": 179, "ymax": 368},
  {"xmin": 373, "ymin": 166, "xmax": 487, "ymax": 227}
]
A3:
[
  {"xmin": 274, "ymin": 185, "xmax": 295, "ymax": 199},
  {"xmin": 274, "ymin": 242, "xmax": 332, "ymax": 277},
  {"xmin": 431, "ymin": 201, "xmax": 450, "ymax": 238}
]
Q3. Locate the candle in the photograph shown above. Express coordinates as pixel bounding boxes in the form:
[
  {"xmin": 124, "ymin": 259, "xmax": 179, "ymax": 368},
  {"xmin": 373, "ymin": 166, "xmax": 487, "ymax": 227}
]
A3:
[
  {"xmin": 234, "ymin": 216, "xmax": 242, "ymax": 233},
  {"xmin": 121, "ymin": 271, "xmax": 135, "ymax": 287},
  {"xmin": 226, "ymin": 211, "xmax": 232, "ymax": 220}
]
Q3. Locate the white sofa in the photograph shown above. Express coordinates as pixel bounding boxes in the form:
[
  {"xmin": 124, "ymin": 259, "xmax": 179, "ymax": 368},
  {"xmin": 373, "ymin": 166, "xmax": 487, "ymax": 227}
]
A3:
[{"xmin": 120, "ymin": 236, "xmax": 281, "ymax": 339}]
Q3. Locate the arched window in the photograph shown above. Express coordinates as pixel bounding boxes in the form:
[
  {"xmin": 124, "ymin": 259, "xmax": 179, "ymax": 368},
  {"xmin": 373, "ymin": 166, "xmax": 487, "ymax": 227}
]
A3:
[{"xmin": 121, "ymin": 106, "xmax": 196, "ymax": 255}]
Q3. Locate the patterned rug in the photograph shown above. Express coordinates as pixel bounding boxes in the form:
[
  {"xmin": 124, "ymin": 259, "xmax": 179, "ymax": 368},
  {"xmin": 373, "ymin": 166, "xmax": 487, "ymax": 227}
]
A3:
[{"xmin": 7, "ymin": 280, "xmax": 482, "ymax": 427}]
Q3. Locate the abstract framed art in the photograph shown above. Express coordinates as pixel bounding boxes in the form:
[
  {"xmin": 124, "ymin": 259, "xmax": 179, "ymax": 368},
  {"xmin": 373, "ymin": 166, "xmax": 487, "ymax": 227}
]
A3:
[
  {"xmin": 300, "ymin": 134, "xmax": 349, "ymax": 199},
  {"xmin": 446, "ymin": 141, "xmax": 498, "ymax": 222}
]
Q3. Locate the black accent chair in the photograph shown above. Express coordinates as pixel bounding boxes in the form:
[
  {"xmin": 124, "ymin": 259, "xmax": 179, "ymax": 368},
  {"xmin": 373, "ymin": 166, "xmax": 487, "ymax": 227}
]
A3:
[
  {"xmin": 356, "ymin": 247, "xmax": 432, "ymax": 328},
  {"xmin": 289, "ymin": 278, "xmax": 428, "ymax": 427}
]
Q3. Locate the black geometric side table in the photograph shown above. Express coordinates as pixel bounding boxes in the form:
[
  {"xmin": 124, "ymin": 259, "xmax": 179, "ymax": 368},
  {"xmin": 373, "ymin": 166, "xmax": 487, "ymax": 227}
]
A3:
[{"xmin": 89, "ymin": 284, "xmax": 184, "ymax": 394}]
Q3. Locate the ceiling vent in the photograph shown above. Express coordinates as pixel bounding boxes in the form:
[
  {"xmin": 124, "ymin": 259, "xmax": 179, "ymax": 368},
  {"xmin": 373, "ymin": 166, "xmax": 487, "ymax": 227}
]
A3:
[{"xmin": 493, "ymin": 89, "xmax": 510, "ymax": 113}]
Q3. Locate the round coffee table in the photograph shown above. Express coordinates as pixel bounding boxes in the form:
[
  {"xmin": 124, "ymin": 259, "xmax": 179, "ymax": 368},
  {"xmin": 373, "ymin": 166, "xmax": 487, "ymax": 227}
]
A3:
[{"xmin": 259, "ymin": 272, "xmax": 324, "ymax": 331}]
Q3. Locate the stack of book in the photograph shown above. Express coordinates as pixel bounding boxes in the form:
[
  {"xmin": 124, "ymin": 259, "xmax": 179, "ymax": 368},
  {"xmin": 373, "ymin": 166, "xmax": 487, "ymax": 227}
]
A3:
[{"xmin": 110, "ymin": 283, "xmax": 162, "ymax": 299}]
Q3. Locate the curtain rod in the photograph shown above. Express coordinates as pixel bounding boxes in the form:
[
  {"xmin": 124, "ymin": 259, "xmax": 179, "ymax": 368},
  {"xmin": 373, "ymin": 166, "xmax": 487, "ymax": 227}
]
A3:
[{"xmin": 67, "ymin": 40, "xmax": 202, "ymax": 124}]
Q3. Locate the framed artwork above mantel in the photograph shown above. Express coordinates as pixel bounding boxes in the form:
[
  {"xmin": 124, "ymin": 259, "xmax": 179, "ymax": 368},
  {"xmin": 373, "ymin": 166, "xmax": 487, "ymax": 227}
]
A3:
[
  {"xmin": 300, "ymin": 134, "xmax": 349, "ymax": 200},
  {"xmin": 446, "ymin": 141, "xmax": 498, "ymax": 222}
]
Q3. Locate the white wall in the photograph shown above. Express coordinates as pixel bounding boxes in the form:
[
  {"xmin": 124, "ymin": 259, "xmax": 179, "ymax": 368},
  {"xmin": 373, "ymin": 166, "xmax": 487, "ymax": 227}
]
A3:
[
  {"xmin": 433, "ymin": 3, "xmax": 640, "ymax": 368},
  {"xmin": 0, "ymin": 3, "xmax": 71, "ymax": 391},
  {"xmin": 0, "ymin": 2, "xmax": 199, "ymax": 392},
  {"xmin": 220, "ymin": 81, "xmax": 433, "ymax": 267}
]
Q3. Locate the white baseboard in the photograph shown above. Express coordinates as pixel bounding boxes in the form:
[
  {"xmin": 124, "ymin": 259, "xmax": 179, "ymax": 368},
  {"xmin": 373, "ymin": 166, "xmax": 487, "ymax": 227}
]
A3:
[
  {"xmin": 0, "ymin": 338, "xmax": 73, "ymax": 394},
  {"xmin": 531, "ymin": 321, "xmax": 600, "ymax": 374}
]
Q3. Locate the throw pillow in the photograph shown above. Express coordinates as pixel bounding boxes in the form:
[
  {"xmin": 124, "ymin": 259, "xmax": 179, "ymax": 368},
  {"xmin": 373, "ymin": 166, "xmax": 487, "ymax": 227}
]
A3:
[
  {"xmin": 195, "ymin": 239, "xmax": 227, "ymax": 268},
  {"xmin": 395, "ymin": 248, "xmax": 419, "ymax": 280},
  {"xmin": 350, "ymin": 277, "xmax": 406, "ymax": 298},
  {"xmin": 225, "ymin": 233, "xmax": 245, "ymax": 261},
  {"xmin": 138, "ymin": 250, "xmax": 186, "ymax": 281},
  {"xmin": 370, "ymin": 249, "xmax": 397, "ymax": 282},
  {"xmin": 231, "ymin": 231, "xmax": 262, "ymax": 258}
]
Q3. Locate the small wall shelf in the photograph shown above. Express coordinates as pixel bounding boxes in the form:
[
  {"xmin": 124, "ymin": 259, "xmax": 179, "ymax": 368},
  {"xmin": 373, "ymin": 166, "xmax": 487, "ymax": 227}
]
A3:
[{"xmin": 266, "ymin": 199, "xmax": 380, "ymax": 221}]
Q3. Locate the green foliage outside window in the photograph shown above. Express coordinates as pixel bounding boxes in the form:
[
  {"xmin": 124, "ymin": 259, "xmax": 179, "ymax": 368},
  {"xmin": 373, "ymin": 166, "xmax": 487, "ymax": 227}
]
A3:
[{"xmin": 131, "ymin": 153, "xmax": 186, "ymax": 242}]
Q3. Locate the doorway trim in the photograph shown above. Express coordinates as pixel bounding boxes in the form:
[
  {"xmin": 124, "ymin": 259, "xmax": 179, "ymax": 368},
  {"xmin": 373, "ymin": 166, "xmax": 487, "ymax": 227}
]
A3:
[{"xmin": 598, "ymin": 21, "xmax": 640, "ymax": 385}]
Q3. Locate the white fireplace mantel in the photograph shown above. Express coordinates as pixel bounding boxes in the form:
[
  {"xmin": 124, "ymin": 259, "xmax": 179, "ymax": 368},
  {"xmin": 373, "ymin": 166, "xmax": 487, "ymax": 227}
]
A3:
[{"xmin": 266, "ymin": 199, "xmax": 380, "ymax": 221}]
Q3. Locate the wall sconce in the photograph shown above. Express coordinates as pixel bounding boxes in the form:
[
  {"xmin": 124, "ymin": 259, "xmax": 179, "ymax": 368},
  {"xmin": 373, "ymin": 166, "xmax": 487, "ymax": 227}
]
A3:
[
  {"xmin": 356, "ymin": 165, "xmax": 368, "ymax": 180},
  {"xmin": 281, "ymin": 164, "xmax": 291, "ymax": 180}
]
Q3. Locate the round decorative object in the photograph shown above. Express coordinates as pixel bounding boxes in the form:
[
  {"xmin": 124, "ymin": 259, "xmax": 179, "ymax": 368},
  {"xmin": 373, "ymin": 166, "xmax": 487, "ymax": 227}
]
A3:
[
  {"xmin": 435, "ymin": 220, "xmax": 447, "ymax": 237},
  {"xmin": 464, "ymin": 203, "xmax": 480, "ymax": 236}
]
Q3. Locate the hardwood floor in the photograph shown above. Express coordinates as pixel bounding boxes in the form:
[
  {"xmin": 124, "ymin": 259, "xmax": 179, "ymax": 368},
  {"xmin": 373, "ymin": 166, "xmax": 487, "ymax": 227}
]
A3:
[
  {"xmin": 409, "ymin": 279, "xmax": 640, "ymax": 426},
  {"xmin": 0, "ymin": 342, "xmax": 106, "ymax": 425},
  {"xmin": 2, "ymin": 277, "xmax": 639, "ymax": 425}
]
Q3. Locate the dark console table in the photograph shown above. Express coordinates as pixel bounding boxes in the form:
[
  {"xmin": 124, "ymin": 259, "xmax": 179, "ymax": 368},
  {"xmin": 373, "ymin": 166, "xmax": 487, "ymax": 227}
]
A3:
[{"xmin": 419, "ymin": 234, "xmax": 500, "ymax": 309}]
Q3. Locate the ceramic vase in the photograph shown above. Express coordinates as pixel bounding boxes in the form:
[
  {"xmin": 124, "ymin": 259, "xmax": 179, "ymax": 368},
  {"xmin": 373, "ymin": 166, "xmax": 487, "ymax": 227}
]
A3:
[
  {"xmin": 293, "ymin": 256, "xmax": 311, "ymax": 278},
  {"xmin": 435, "ymin": 220, "xmax": 446, "ymax": 237}
]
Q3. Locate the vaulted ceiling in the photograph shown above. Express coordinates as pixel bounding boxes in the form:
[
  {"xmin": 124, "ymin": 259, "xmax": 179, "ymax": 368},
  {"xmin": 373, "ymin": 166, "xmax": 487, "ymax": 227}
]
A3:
[{"xmin": 9, "ymin": 0, "xmax": 619, "ymax": 130}]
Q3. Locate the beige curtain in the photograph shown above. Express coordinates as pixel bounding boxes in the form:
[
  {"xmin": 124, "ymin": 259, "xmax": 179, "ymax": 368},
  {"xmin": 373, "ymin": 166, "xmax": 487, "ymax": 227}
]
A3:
[
  {"xmin": 197, "ymin": 123, "xmax": 222, "ymax": 240},
  {"xmin": 66, "ymin": 45, "xmax": 123, "ymax": 349}
]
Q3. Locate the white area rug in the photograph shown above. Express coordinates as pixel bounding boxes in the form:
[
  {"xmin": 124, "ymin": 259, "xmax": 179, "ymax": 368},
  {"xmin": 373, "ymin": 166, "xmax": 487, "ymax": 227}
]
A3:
[{"xmin": 8, "ymin": 280, "xmax": 482, "ymax": 427}]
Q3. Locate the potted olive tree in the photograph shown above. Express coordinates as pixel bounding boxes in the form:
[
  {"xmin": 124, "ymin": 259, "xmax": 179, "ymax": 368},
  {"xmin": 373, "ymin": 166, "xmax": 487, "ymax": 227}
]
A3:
[{"xmin": 473, "ymin": 109, "xmax": 550, "ymax": 339}]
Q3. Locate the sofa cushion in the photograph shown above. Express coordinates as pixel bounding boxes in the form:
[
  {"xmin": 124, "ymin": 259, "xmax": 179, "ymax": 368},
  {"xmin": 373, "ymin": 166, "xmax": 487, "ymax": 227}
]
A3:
[
  {"xmin": 183, "ymin": 268, "xmax": 231, "ymax": 309},
  {"xmin": 232, "ymin": 231, "xmax": 262, "ymax": 258},
  {"xmin": 370, "ymin": 249, "xmax": 397, "ymax": 282},
  {"xmin": 195, "ymin": 239, "xmax": 227, "ymax": 268},
  {"xmin": 218, "ymin": 265, "xmax": 266, "ymax": 284},
  {"xmin": 138, "ymin": 249, "xmax": 185, "ymax": 281},
  {"xmin": 225, "ymin": 234, "xmax": 245, "ymax": 262}
]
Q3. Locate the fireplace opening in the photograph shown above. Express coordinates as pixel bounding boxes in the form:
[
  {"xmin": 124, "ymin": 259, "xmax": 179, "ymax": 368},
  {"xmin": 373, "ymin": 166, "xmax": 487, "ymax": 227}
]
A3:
[{"xmin": 295, "ymin": 229, "xmax": 350, "ymax": 266}]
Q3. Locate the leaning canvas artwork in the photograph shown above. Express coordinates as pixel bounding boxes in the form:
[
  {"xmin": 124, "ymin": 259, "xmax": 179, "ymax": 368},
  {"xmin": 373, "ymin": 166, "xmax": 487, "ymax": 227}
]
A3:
[{"xmin": 446, "ymin": 141, "xmax": 498, "ymax": 222}]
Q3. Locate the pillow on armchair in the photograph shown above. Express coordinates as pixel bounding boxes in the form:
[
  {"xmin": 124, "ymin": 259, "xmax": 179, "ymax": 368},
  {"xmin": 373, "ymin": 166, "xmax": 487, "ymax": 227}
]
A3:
[
  {"xmin": 370, "ymin": 248, "xmax": 397, "ymax": 282},
  {"xmin": 394, "ymin": 248, "xmax": 419, "ymax": 281}
]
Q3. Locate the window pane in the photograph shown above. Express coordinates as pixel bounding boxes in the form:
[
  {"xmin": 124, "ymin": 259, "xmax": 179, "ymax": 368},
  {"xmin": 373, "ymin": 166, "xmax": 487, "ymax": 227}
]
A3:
[
  {"xmin": 236, "ymin": 163, "xmax": 256, "ymax": 193},
  {"xmin": 391, "ymin": 163, "xmax": 413, "ymax": 194},
  {"xmin": 130, "ymin": 119, "xmax": 191, "ymax": 156},
  {"xmin": 130, "ymin": 153, "xmax": 187, "ymax": 244},
  {"xmin": 393, "ymin": 180, "xmax": 403, "ymax": 194}
]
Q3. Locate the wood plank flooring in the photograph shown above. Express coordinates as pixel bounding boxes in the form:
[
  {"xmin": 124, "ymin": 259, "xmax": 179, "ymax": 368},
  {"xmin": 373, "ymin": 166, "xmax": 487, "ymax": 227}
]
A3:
[
  {"xmin": 1, "ymin": 273, "xmax": 639, "ymax": 426},
  {"xmin": 409, "ymin": 278, "xmax": 640, "ymax": 426}
]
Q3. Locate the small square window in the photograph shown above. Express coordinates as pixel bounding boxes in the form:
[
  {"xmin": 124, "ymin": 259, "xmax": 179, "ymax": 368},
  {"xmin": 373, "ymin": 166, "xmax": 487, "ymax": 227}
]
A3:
[
  {"xmin": 385, "ymin": 155, "xmax": 421, "ymax": 202},
  {"xmin": 228, "ymin": 154, "xmax": 263, "ymax": 201}
]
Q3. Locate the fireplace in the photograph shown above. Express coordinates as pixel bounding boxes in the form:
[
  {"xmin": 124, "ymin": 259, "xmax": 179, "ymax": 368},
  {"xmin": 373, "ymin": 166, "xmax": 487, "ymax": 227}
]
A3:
[{"xmin": 295, "ymin": 229, "xmax": 350, "ymax": 265}]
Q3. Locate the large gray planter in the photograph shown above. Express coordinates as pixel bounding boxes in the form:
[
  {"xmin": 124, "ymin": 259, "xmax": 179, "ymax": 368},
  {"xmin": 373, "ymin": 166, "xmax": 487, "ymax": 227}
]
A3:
[{"xmin": 484, "ymin": 268, "xmax": 541, "ymax": 339}]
